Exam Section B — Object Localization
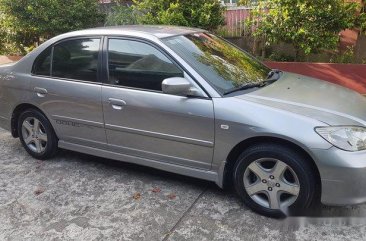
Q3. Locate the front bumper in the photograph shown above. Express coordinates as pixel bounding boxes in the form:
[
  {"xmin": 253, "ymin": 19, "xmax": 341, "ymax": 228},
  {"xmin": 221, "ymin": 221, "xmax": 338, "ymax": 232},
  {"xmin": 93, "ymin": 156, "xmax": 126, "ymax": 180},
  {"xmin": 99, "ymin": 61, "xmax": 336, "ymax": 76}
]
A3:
[{"xmin": 312, "ymin": 147, "xmax": 366, "ymax": 206}]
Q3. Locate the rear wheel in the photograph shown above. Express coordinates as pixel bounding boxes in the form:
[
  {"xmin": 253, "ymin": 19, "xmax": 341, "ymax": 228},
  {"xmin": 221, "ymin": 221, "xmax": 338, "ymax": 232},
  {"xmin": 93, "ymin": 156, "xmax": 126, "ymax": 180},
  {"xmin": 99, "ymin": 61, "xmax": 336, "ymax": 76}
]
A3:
[
  {"xmin": 233, "ymin": 143, "xmax": 317, "ymax": 218},
  {"xmin": 18, "ymin": 109, "xmax": 58, "ymax": 159}
]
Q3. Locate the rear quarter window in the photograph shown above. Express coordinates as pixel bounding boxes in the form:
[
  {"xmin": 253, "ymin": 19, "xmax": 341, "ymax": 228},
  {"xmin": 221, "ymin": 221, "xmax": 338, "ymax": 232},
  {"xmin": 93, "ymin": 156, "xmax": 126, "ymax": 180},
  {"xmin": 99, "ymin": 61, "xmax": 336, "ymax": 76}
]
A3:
[{"xmin": 32, "ymin": 47, "xmax": 52, "ymax": 76}]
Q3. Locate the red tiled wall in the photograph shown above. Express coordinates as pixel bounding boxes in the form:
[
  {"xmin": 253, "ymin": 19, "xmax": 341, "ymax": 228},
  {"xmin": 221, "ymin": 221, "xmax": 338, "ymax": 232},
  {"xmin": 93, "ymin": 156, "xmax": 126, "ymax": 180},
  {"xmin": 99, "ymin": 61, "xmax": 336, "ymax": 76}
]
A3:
[{"xmin": 266, "ymin": 62, "xmax": 366, "ymax": 94}]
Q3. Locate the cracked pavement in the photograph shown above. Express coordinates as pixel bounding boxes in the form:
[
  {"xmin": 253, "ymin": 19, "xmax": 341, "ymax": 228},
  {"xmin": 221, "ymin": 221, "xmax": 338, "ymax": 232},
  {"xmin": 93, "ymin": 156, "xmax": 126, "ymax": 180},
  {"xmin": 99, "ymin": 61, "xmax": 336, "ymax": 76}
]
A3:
[{"xmin": 1, "ymin": 127, "xmax": 366, "ymax": 240}]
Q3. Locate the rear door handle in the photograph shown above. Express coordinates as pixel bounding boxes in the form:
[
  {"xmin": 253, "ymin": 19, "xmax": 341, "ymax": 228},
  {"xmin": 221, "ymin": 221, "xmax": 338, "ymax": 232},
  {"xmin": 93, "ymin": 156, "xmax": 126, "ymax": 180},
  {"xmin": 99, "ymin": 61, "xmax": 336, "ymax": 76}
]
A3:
[
  {"xmin": 108, "ymin": 98, "xmax": 127, "ymax": 110},
  {"xmin": 34, "ymin": 87, "xmax": 48, "ymax": 97}
]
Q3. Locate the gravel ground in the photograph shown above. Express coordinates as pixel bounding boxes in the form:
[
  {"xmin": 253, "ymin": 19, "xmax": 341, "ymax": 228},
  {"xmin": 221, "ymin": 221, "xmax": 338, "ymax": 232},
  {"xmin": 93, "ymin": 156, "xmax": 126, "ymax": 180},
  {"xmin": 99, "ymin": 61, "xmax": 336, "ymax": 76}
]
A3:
[{"xmin": 1, "ymin": 127, "xmax": 366, "ymax": 241}]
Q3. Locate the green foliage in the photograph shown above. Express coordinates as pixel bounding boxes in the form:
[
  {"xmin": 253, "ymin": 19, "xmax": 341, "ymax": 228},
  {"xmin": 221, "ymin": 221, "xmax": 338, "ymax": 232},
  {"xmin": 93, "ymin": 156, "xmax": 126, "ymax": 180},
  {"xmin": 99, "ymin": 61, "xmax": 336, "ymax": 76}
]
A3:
[
  {"xmin": 0, "ymin": 0, "xmax": 104, "ymax": 55},
  {"xmin": 330, "ymin": 46, "xmax": 355, "ymax": 64},
  {"xmin": 132, "ymin": 0, "xmax": 225, "ymax": 30},
  {"xmin": 238, "ymin": 0, "xmax": 254, "ymax": 6},
  {"xmin": 356, "ymin": 0, "xmax": 366, "ymax": 33},
  {"xmin": 105, "ymin": 4, "xmax": 137, "ymax": 26},
  {"xmin": 268, "ymin": 51, "xmax": 296, "ymax": 62},
  {"xmin": 247, "ymin": 0, "xmax": 360, "ymax": 60},
  {"xmin": 215, "ymin": 26, "xmax": 232, "ymax": 37}
]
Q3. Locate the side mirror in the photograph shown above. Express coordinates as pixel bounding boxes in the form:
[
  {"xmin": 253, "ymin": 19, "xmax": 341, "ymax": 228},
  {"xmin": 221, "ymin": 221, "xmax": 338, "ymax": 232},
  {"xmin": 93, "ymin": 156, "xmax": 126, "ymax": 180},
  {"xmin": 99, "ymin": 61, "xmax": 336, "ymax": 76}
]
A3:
[{"xmin": 162, "ymin": 77, "xmax": 197, "ymax": 96}]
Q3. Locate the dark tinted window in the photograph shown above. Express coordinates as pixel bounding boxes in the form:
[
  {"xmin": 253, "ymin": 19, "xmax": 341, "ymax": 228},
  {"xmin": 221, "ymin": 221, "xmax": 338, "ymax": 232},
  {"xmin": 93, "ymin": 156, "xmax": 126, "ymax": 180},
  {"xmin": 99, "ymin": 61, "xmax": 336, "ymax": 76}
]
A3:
[
  {"xmin": 32, "ymin": 47, "xmax": 52, "ymax": 76},
  {"xmin": 108, "ymin": 39, "xmax": 183, "ymax": 91},
  {"xmin": 52, "ymin": 38, "xmax": 100, "ymax": 82}
]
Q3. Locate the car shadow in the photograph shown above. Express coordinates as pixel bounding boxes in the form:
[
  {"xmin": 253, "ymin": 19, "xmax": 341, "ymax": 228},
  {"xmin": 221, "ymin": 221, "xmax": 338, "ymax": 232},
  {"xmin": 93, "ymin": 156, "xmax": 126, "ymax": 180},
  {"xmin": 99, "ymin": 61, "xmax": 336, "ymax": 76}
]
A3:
[
  {"xmin": 55, "ymin": 148, "xmax": 216, "ymax": 190},
  {"xmin": 53, "ymin": 149, "xmax": 366, "ymax": 219}
]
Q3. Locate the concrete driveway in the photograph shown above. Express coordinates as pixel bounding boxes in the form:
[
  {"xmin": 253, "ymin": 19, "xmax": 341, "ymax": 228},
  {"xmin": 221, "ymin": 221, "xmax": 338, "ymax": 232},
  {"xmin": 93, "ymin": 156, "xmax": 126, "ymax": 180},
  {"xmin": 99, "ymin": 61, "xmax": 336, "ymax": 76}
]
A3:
[{"xmin": 1, "ymin": 127, "xmax": 366, "ymax": 241}]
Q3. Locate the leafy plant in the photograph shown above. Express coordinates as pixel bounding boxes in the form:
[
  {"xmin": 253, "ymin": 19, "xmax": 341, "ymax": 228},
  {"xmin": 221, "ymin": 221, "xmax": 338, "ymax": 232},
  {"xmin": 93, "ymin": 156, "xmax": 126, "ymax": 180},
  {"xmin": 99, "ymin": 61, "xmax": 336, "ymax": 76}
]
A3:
[
  {"xmin": 247, "ymin": 0, "xmax": 360, "ymax": 61},
  {"xmin": 0, "ymin": 0, "xmax": 105, "ymax": 55},
  {"xmin": 105, "ymin": 4, "xmax": 137, "ymax": 26},
  {"xmin": 215, "ymin": 25, "xmax": 240, "ymax": 38},
  {"xmin": 238, "ymin": 0, "xmax": 255, "ymax": 6},
  {"xmin": 132, "ymin": 0, "xmax": 225, "ymax": 31},
  {"xmin": 330, "ymin": 46, "xmax": 355, "ymax": 64},
  {"xmin": 268, "ymin": 51, "xmax": 296, "ymax": 62},
  {"xmin": 356, "ymin": 0, "xmax": 366, "ymax": 33}
]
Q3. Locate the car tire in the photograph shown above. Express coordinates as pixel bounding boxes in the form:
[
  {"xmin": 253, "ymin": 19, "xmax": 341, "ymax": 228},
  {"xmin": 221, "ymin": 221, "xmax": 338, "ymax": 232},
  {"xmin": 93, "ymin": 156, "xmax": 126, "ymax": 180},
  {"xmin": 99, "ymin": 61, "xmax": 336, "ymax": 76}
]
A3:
[
  {"xmin": 18, "ymin": 109, "xmax": 58, "ymax": 160},
  {"xmin": 233, "ymin": 143, "xmax": 317, "ymax": 218}
]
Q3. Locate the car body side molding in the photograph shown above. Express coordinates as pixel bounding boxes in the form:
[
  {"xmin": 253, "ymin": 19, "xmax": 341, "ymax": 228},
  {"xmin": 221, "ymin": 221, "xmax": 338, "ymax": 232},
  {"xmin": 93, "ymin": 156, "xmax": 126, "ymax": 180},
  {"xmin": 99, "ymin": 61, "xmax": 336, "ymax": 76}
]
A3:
[{"xmin": 58, "ymin": 140, "xmax": 219, "ymax": 184}]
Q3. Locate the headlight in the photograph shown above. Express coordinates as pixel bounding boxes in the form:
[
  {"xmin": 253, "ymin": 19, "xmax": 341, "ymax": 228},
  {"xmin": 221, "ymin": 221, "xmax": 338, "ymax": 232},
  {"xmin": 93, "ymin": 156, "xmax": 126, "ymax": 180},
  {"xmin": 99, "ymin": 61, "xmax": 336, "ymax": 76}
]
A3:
[{"xmin": 315, "ymin": 126, "xmax": 366, "ymax": 151}]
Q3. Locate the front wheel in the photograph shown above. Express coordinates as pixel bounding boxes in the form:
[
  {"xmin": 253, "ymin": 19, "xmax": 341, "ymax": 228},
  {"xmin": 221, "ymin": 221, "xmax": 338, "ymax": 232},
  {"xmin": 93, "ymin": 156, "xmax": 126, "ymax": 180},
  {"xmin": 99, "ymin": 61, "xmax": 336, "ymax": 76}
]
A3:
[
  {"xmin": 18, "ymin": 109, "xmax": 58, "ymax": 160},
  {"xmin": 233, "ymin": 143, "xmax": 317, "ymax": 218}
]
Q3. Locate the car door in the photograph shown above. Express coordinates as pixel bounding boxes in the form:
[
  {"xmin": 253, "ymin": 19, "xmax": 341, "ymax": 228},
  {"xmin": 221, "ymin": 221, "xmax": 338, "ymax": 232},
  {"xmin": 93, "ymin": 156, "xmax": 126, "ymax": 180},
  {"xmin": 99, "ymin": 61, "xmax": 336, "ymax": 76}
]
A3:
[
  {"xmin": 102, "ymin": 37, "xmax": 215, "ymax": 170},
  {"xmin": 30, "ymin": 37, "xmax": 107, "ymax": 148}
]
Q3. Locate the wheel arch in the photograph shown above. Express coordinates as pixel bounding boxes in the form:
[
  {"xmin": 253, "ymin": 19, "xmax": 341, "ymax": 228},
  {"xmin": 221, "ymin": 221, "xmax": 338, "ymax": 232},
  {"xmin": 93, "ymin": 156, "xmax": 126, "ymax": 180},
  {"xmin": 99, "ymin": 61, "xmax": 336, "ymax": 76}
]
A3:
[
  {"xmin": 222, "ymin": 136, "xmax": 321, "ymax": 195},
  {"xmin": 11, "ymin": 103, "xmax": 53, "ymax": 138}
]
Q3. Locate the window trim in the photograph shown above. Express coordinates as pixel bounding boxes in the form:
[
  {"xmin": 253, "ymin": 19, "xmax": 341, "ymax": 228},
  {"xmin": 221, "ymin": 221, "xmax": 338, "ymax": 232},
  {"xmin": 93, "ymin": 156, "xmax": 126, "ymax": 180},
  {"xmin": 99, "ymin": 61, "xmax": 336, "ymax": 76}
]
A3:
[
  {"xmin": 31, "ymin": 36, "xmax": 103, "ymax": 85},
  {"xmin": 102, "ymin": 36, "xmax": 210, "ymax": 98}
]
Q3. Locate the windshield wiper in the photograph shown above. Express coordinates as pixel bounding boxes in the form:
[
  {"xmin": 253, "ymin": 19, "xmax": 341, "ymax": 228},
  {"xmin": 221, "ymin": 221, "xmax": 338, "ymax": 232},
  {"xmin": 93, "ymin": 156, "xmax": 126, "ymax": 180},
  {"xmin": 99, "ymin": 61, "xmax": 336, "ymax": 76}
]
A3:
[
  {"xmin": 223, "ymin": 81, "xmax": 267, "ymax": 95},
  {"xmin": 223, "ymin": 69, "xmax": 283, "ymax": 96},
  {"xmin": 267, "ymin": 69, "xmax": 282, "ymax": 82}
]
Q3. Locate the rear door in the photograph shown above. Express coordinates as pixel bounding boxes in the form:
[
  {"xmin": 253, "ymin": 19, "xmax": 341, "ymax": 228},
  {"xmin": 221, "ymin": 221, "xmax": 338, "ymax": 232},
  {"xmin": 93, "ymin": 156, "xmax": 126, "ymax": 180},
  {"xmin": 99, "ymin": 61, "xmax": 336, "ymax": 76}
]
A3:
[
  {"xmin": 102, "ymin": 37, "xmax": 215, "ymax": 169},
  {"xmin": 30, "ymin": 37, "xmax": 107, "ymax": 148}
]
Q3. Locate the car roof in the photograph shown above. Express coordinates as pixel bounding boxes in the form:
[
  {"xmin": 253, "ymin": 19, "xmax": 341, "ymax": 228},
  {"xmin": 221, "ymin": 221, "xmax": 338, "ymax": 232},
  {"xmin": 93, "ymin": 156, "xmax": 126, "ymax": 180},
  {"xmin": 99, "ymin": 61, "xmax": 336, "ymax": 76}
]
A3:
[{"xmin": 68, "ymin": 25, "xmax": 205, "ymax": 39}]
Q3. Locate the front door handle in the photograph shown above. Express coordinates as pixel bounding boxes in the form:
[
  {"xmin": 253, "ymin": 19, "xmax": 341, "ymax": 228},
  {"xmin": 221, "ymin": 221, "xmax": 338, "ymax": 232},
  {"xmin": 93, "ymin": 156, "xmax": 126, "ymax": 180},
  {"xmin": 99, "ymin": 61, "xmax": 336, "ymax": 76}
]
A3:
[
  {"xmin": 108, "ymin": 98, "xmax": 127, "ymax": 110},
  {"xmin": 34, "ymin": 87, "xmax": 48, "ymax": 98}
]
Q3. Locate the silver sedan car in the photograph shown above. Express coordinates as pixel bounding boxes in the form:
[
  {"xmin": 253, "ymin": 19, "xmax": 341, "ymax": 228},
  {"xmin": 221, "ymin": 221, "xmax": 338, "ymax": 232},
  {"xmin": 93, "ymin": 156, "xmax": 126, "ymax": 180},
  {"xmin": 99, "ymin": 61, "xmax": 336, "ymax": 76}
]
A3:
[{"xmin": 1, "ymin": 25, "xmax": 366, "ymax": 217}]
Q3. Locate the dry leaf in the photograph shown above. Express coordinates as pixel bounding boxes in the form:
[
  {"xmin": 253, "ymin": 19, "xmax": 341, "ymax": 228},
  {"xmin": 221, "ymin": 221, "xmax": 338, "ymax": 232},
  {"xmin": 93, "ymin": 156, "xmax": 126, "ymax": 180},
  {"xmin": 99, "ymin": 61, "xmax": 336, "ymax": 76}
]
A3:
[
  {"xmin": 133, "ymin": 192, "xmax": 141, "ymax": 200},
  {"xmin": 34, "ymin": 187, "xmax": 45, "ymax": 196},
  {"xmin": 151, "ymin": 187, "xmax": 161, "ymax": 193},
  {"xmin": 167, "ymin": 193, "xmax": 176, "ymax": 200}
]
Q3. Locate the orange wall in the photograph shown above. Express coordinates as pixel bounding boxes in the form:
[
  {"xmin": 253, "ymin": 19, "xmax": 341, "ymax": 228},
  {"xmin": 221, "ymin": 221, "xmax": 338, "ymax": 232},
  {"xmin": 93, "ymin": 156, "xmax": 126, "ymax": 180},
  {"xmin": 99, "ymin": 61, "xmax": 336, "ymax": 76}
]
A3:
[{"xmin": 266, "ymin": 62, "xmax": 366, "ymax": 94}]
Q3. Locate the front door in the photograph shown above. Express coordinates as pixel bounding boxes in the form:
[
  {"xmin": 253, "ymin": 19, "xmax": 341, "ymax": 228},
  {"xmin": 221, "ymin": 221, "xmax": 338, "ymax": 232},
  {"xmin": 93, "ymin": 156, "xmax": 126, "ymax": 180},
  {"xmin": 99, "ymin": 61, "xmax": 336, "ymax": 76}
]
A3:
[{"xmin": 102, "ymin": 38, "xmax": 215, "ymax": 169}]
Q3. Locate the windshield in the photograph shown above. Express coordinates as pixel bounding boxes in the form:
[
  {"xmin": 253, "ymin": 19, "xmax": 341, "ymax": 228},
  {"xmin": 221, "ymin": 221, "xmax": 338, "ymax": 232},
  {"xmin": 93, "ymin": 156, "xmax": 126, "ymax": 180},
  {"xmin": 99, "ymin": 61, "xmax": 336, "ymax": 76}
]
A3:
[{"xmin": 163, "ymin": 33, "xmax": 271, "ymax": 95}]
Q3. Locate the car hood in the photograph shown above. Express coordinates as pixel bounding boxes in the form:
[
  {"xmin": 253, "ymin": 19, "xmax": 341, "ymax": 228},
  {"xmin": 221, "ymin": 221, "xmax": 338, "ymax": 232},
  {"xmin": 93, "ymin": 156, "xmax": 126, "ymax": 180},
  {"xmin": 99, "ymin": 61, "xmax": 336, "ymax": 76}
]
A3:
[{"xmin": 237, "ymin": 72, "xmax": 366, "ymax": 126}]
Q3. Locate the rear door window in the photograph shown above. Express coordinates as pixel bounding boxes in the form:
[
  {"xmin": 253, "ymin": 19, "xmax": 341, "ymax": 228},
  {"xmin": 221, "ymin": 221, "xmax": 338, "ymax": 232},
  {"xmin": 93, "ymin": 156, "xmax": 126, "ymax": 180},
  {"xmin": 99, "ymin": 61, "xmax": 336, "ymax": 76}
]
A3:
[{"xmin": 52, "ymin": 38, "xmax": 101, "ymax": 82}]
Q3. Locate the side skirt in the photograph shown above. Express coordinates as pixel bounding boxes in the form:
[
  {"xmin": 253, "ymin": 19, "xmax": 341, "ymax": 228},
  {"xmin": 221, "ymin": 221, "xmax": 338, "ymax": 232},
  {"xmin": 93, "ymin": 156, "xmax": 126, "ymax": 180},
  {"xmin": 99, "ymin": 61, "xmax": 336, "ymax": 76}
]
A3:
[{"xmin": 58, "ymin": 140, "xmax": 219, "ymax": 184}]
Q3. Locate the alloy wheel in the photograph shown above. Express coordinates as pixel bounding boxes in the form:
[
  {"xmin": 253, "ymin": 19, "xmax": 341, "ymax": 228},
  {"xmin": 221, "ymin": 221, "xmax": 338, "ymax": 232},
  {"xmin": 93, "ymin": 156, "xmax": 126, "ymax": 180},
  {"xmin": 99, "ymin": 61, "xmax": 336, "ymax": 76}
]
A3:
[
  {"xmin": 21, "ymin": 117, "xmax": 48, "ymax": 154},
  {"xmin": 243, "ymin": 158, "xmax": 300, "ymax": 210}
]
